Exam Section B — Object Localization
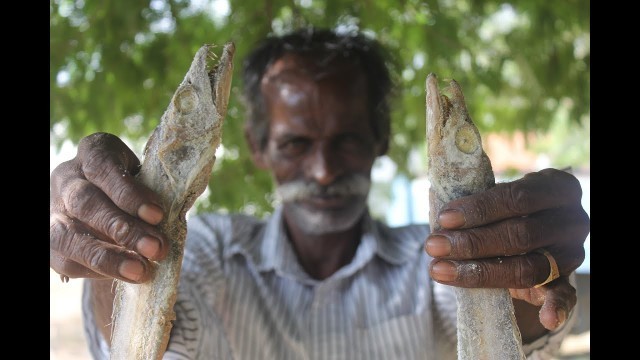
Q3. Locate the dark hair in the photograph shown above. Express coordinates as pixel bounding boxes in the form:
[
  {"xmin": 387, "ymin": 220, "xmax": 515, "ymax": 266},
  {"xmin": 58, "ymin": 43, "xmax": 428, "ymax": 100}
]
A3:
[{"xmin": 242, "ymin": 27, "xmax": 395, "ymax": 152}]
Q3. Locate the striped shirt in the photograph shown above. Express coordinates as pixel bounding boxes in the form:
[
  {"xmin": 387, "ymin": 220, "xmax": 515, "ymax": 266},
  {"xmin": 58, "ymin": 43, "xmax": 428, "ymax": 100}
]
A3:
[{"xmin": 83, "ymin": 207, "xmax": 574, "ymax": 359}]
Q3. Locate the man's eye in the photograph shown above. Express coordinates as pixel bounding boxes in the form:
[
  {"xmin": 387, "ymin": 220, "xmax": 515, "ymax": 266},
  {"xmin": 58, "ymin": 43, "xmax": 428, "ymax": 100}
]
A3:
[
  {"xmin": 337, "ymin": 134, "xmax": 366, "ymax": 152},
  {"xmin": 278, "ymin": 138, "xmax": 309, "ymax": 156}
]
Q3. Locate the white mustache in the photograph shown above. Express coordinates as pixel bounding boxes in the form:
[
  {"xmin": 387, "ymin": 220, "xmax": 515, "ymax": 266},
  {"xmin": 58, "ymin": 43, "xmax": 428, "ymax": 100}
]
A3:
[{"xmin": 275, "ymin": 175, "xmax": 371, "ymax": 203}]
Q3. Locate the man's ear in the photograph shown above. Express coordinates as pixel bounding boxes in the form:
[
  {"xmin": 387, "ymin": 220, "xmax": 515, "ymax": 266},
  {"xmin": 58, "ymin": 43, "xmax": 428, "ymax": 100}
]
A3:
[
  {"xmin": 377, "ymin": 136, "xmax": 389, "ymax": 156},
  {"xmin": 244, "ymin": 125, "xmax": 269, "ymax": 169}
]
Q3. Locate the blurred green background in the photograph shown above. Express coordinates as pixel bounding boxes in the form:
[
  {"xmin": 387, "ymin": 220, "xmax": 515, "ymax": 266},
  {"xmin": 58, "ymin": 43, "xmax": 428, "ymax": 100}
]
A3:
[{"xmin": 50, "ymin": 0, "xmax": 590, "ymax": 217}]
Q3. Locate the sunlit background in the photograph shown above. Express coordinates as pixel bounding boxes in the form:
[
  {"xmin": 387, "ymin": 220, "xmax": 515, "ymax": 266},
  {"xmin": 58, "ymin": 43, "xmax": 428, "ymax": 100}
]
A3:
[{"xmin": 51, "ymin": 0, "xmax": 589, "ymax": 358}]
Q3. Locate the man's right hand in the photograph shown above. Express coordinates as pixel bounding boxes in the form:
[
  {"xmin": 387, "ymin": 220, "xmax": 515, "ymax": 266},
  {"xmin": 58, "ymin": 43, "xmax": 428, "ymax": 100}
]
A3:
[{"xmin": 50, "ymin": 132, "xmax": 169, "ymax": 284}]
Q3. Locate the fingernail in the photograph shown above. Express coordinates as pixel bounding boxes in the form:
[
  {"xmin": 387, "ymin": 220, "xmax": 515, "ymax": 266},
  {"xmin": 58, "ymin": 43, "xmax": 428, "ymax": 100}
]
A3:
[
  {"xmin": 425, "ymin": 235, "xmax": 451, "ymax": 257},
  {"xmin": 431, "ymin": 260, "xmax": 458, "ymax": 282},
  {"xmin": 138, "ymin": 204, "xmax": 164, "ymax": 225},
  {"xmin": 438, "ymin": 209, "xmax": 465, "ymax": 229},
  {"xmin": 119, "ymin": 260, "xmax": 144, "ymax": 282},
  {"xmin": 556, "ymin": 308, "xmax": 567, "ymax": 326},
  {"xmin": 136, "ymin": 236, "xmax": 161, "ymax": 260}
]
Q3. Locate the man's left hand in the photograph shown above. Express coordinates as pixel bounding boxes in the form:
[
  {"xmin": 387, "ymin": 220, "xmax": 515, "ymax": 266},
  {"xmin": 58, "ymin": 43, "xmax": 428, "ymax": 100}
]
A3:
[{"xmin": 424, "ymin": 168, "xmax": 590, "ymax": 330}]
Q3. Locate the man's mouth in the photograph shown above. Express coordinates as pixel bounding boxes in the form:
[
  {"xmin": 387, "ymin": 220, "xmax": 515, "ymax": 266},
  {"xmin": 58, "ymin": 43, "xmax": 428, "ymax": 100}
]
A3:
[{"xmin": 298, "ymin": 194, "xmax": 357, "ymax": 209}]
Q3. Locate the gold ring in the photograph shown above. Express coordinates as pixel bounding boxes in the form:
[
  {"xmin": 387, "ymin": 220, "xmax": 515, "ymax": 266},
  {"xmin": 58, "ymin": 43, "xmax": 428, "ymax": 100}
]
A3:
[{"xmin": 534, "ymin": 249, "xmax": 560, "ymax": 288}]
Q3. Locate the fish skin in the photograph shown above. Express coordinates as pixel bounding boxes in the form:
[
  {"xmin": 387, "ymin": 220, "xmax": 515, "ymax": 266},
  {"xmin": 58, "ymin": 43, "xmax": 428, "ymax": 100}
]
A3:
[
  {"xmin": 426, "ymin": 73, "xmax": 526, "ymax": 360},
  {"xmin": 109, "ymin": 43, "xmax": 235, "ymax": 360}
]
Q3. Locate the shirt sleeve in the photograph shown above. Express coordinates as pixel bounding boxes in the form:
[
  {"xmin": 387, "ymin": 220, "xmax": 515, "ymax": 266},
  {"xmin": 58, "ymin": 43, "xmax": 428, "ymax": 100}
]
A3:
[
  {"xmin": 431, "ymin": 281, "xmax": 458, "ymax": 360},
  {"xmin": 80, "ymin": 279, "xmax": 112, "ymax": 360},
  {"xmin": 431, "ymin": 273, "xmax": 579, "ymax": 360},
  {"xmin": 80, "ymin": 279, "xmax": 201, "ymax": 360},
  {"xmin": 81, "ymin": 213, "xmax": 235, "ymax": 360}
]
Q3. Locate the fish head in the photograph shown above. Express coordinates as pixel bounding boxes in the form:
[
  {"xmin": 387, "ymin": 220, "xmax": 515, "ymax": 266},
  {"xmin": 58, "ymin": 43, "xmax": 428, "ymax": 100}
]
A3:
[
  {"xmin": 142, "ymin": 43, "xmax": 235, "ymax": 205},
  {"xmin": 426, "ymin": 73, "xmax": 494, "ymax": 199},
  {"xmin": 426, "ymin": 73, "xmax": 486, "ymax": 166},
  {"xmin": 167, "ymin": 42, "xmax": 235, "ymax": 135}
]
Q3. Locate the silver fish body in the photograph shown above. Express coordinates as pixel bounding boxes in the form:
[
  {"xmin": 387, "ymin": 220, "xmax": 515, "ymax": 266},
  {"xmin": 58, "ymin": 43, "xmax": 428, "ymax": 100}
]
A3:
[
  {"xmin": 426, "ymin": 73, "xmax": 525, "ymax": 360},
  {"xmin": 110, "ymin": 43, "xmax": 235, "ymax": 360}
]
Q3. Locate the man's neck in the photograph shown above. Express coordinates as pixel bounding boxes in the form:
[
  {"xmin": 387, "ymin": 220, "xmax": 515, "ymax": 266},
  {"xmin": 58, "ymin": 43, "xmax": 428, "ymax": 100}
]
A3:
[{"xmin": 283, "ymin": 213, "xmax": 363, "ymax": 281}]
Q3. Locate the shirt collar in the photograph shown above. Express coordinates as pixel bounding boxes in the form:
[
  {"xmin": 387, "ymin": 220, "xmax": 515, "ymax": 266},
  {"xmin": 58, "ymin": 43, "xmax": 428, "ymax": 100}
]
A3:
[{"xmin": 226, "ymin": 206, "xmax": 421, "ymax": 283}]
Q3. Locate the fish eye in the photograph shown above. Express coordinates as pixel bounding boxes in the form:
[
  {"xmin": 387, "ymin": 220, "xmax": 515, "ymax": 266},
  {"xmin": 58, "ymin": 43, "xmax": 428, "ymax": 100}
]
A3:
[
  {"xmin": 174, "ymin": 85, "xmax": 199, "ymax": 114},
  {"xmin": 455, "ymin": 124, "xmax": 479, "ymax": 154}
]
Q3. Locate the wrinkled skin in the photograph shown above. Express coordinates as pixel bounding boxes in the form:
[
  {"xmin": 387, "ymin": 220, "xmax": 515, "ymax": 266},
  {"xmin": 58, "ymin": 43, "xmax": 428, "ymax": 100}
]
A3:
[
  {"xmin": 50, "ymin": 53, "xmax": 589, "ymax": 347},
  {"xmin": 426, "ymin": 168, "xmax": 588, "ymax": 333},
  {"xmin": 245, "ymin": 54, "xmax": 386, "ymax": 279}
]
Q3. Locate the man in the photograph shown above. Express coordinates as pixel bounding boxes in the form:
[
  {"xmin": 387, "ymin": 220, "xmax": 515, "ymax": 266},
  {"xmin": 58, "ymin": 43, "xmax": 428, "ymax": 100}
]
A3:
[{"xmin": 50, "ymin": 28, "xmax": 589, "ymax": 359}]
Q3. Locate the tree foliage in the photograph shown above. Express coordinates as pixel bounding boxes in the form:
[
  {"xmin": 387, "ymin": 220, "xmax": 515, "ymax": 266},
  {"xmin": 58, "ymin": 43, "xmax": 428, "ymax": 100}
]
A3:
[{"xmin": 50, "ymin": 0, "xmax": 590, "ymax": 216}]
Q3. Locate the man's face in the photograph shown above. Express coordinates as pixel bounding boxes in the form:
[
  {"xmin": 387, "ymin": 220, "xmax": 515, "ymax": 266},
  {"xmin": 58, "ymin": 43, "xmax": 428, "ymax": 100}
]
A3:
[{"xmin": 258, "ymin": 53, "xmax": 382, "ymax": 235}]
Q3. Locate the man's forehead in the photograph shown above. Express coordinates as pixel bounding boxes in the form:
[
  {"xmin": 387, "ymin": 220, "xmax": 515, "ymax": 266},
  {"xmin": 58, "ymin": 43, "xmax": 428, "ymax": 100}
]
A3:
[{"xmin": 261, "ymin": 52, "xmax": 362, "ymax": 85}]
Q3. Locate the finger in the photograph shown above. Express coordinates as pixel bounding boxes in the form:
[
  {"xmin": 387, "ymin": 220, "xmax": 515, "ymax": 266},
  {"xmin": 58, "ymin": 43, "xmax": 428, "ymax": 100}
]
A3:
[
  {"xmin": 428, "ymin": 247, "xmax": 584, "ymax": 289},
  {"xmin": 509, "ymin": 287, "xmax": 546, "ymax": 307},
  {"xmin": 538, "ymin": 277, "xmax": 577, "ymax": 330},
  {"xmin": 50, "ymin": 250, "xmax": 107, "ymax": 280},
  {"xmin": 513, "ymin": 276, "xmax": 577, "ymax": 331},
  {"xmin": 50, "ymin": 213, "xmax": 155, "ymax": 283},
  {"xmin": 50, "ymin": 159, "xmax": 83, "ymax": 212},
  {"xmin": 59, "ymin": 177, "xmax": 168, "ymax": 261},
  {"xmin": 76, "ymin": 133, "xmax": 165, "ymax": 225},
  {"xmin": 425, "ymin": 205, "xmax": 590, "ymax": 260},
  {"xmin": 437, "ymin": 168, "xmax": 583, "ymax": 229}
]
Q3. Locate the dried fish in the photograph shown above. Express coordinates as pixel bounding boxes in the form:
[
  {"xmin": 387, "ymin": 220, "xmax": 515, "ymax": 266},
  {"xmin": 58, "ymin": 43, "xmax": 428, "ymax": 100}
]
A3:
[
  {"xmin": 426, "ymin": 73, "xmax": 525, "ymax": 360},
  {"xmin": 110, "ymin": 43, "xmax": 235, "ymax": 360}
]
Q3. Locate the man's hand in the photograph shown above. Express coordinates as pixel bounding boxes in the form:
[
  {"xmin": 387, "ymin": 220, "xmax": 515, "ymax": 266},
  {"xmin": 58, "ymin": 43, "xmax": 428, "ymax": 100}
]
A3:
[
  {"xmin": 424, "ymin": 168, "xmax": 589, "ymax": 331},
  {"xmin": 50, "ymin": 132, "xmax": 169, "ymax": 284}
]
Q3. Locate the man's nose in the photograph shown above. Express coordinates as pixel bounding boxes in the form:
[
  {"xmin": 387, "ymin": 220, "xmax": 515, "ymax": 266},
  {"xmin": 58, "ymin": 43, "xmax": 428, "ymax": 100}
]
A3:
[{"xmin": 307, "ymin": 145, "xmax": 342, "ymax": 186}]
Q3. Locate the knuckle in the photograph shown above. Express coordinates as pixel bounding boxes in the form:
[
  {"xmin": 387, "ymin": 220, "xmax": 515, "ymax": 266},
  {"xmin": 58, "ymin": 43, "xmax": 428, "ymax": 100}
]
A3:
[
  {"xmin": 86, "ymin": 246, "xmax": 110, "ymax": 274},
  {"xmin": 80, "ymin": 154, "xmax": 140, "ymax": 215},
  {"xmin": 56, "ymin": 262, "xmax": 77, "ymax": 277},
  {"xmin": 459, "ymin": 261, "xmax": 485, "ymax": 287},
  {"xmin": 50, "ymin": 214, "xmax": 78, "ymax": 253},
  {"xmin": 110, "ymin": 182, "xmax": 135, "ymax": 208},
  {"xmin": 54, "ymin": 257, "xmax": 85, "ymax": 279},
  {"xmin": 82, "ymin": 149, "xmax": 117, "ymax": 182},
  {"xmin": 519, "ymin": 255, "xmax": 538, "ymax": 288},
  {"xmin": 472, "ymin": 200, "xmax": 492, "ymax": 225},
  {"xmin": 575, "ymin": 209, "xmax": 591, "ymax": 240},
  {"xmin": 79, "ymin": 132, "xmax": 140, "ymax": 175},
  {"xmin": 541, "ymin": 168, "xmax": 583, "ymax": 204},
  {"xmin": 509, "ymin": 218, "xmax": 535, "ymax": 254},
  {"xmin": 51, "ymin": 230, "xmax": 107, "ymax": 281},
  {"xmin": 78, "ymin": 132, "xmax": 116, "ymax": 150},
  {"xmin": 103, "ymin": 214, "xmax": 138, "ymax": 247},
  {"xmin": 453, "ymin": 230, "xmax": 481, "ymax": 258},
  {"xmin": 50, "ymin": 159, "xmax": 78, "ymax": 183},
  {"xmin": 50, "ymin": 250, "xmax": 68, "ymax": 272},
  {"xmin": 49, "ymin": 218, "xmax": 66, "ymax": 250},
  {"xmin": 562, "ymin": 246, "xmax": 585, "ymax": 274},
  {"xmin": 551, "ymin": 279, "xmax": 577, "ymax": 307},
  {"xmin": 50, "ymin": 160, "xmax": 83, "ymax": 198},
  {"xmin": 63, "ymin": 180, "xmax": 100, "ymax": 217},
  {"xmin": 504, "ymin": 182, "xmax": 532, "ymax": 215},
  {"xmin": 50, "ymin": 214, "xmax": 118, "ymax": 277},
  {"xmin": 109, "ymin": 216, "xmax": 132, "ymax": 240}
]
